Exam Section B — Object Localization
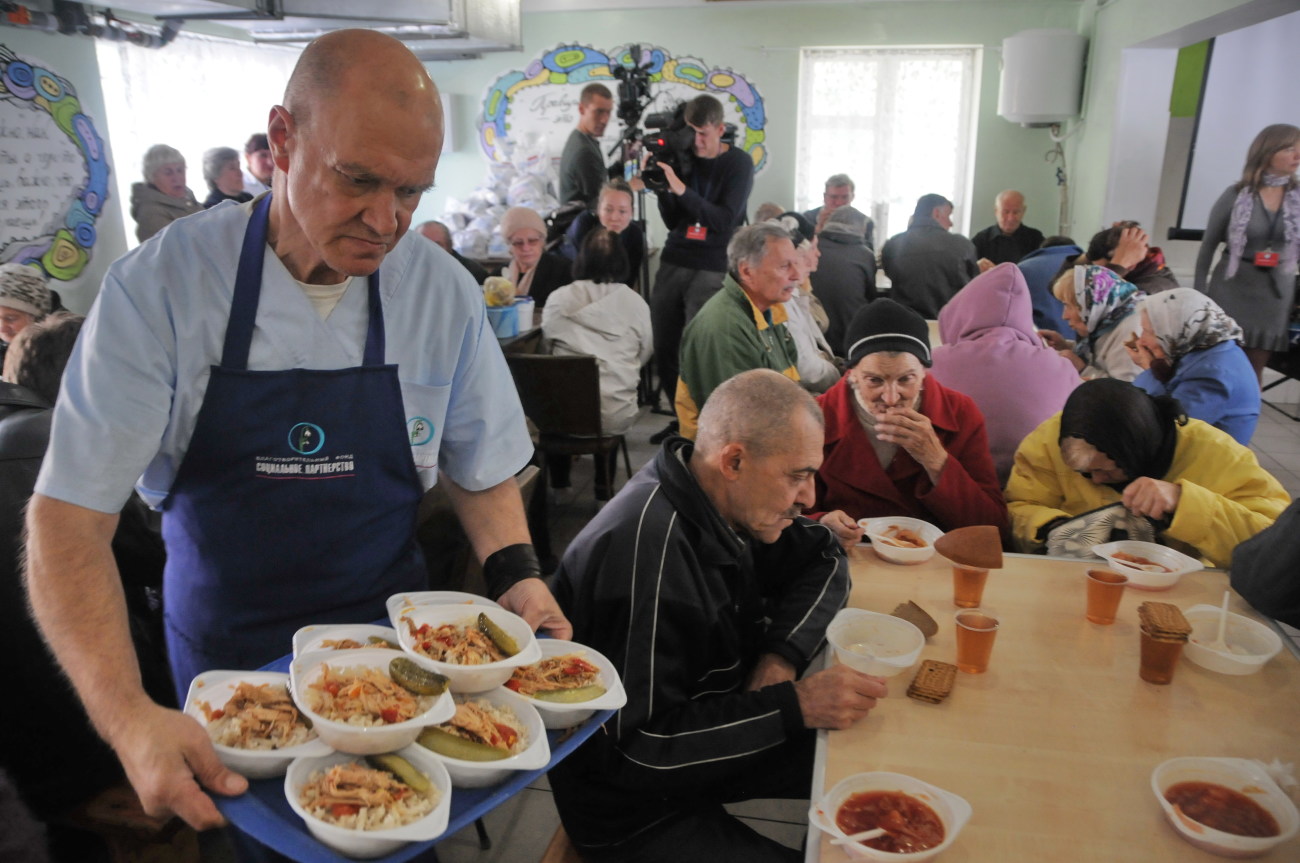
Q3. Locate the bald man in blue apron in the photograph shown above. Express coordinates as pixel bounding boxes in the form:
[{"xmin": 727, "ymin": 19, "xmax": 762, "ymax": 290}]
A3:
[{"xmin": 24, "ymin": 29, "xmax": 569, "ymax": 832}]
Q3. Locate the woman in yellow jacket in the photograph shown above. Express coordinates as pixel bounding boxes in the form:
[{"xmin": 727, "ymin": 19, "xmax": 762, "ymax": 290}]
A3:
[{"xmin": 1005, "ymin": 379, "xmax": 1287, "ymax": 568}]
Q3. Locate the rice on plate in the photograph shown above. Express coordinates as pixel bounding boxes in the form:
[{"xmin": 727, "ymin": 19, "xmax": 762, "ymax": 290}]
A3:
[
  {"xmin": 185, "ymin": 670, "xmax": 331, "ymax": 778},
  {"xmin": 299, "ymin": 759, "xmax": 438, "ymax": 830},
  {"xmin": 290, "ymin": 648, "xmax": 455, "ymax": 755},
  {"xmin": 285, "ymin": 745, "xmax": 452, "ymax": 858}
]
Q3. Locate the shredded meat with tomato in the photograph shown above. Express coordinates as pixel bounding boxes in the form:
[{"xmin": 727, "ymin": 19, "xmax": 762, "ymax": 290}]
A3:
[
  {"xmin": 507, "ymin": 654, "xmax": 600, "ymax": 697},
  {"xmin": 440, "ymin": 700, "xmax": 525, "ymax": 754},
  {"xmin": 402, "ymin": 617, "xmax": 507, "ymax": 665},
  {"xmin": 300, "ymin": 762, "xmax": 437, "ymax": 830},
  {"xmin": 199, "ymin": 682, "xmax": 315, "ymax": 750},
  {"xmin": 306, "ymin": 665, "xmax": 426, "ymax": 726}
]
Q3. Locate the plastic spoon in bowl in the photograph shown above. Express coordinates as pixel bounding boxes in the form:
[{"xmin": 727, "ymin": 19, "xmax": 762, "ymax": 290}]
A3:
[
  {"xmin": 831, "ymin": 828, "xmax": 887, "ymax": 846},
  {"xmin": 1204, "ymin": 590, "xmax": 1232, "ymax": 653}
]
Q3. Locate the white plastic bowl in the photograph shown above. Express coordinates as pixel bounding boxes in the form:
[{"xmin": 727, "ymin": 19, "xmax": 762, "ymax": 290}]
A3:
[
  {"xmin": 184, "ymin": 670, "xmax": 330, "ymax": 778},
  {"xmin": 289, "ymin": 648, "xmax": 455, "ymax": 755},
  {"xmin": 292, "ymin": 624, "xmax": 402, "ymax": 658},
  {"xmin": 1091, "ymin": 541, "xmax": 1202, "ymax": 590},
  {"xmin": 285, "ymin": 744, "xmax": 452, "ymax": 859},
  {"xmin": 417, "ymin": 688, "xmax": 551, "ymax": 788},
  {"xmin": 1151, "ymin": 757, "xmax": 1299, "ymax": 858},
  {"xmin": 809, "ymin": 771, "xmax": 972, "ymax": 862},
  {"xmin": 826, "ymin": 608, "xmax": 925, "ymax": 678},
  {"xmin": 507, "ymin": 639, "xmax": 627, "ymax": 729},
  {"xmin": 391, "ymin": 604, "xmax": 542, "ymax": 693},
  {"xmin": 1183, "ymin": 606, "xmax": 1283, "ymax": 676},
  {"xmin": 385, "ymin": 591, "xmax": 502, "ymax": 627},
  {"xmin": 858, "ymin": 517, "xmax": 943, "ymax": 565}
]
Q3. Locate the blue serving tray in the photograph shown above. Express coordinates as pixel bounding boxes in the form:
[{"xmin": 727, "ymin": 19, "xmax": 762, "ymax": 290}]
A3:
[{"xmin": 215, "ymin": 650, "xmax": 611, "ymax": 862}]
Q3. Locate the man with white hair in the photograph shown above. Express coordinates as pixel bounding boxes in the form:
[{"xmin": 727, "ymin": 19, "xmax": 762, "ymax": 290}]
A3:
[
  {"xmin": 972, "ymin": 189, "xmax": 1043, "ymax": 269},
  {"xmin": 675, "ymin": 221, "xmax": 802, "ymax": 438},
  {"xmin": 551, "ymin": 369, "xmax": 886, "ymax": 863}
]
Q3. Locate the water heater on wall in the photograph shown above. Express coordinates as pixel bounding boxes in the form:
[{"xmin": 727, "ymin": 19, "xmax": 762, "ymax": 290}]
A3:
[{"xmin": 998, "ymin": 29, "xmax": 1087, "ymax": 127}]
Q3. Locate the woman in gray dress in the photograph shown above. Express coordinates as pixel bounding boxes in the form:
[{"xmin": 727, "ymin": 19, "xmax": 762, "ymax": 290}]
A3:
[{"xmin": 1194, "ymin": 124, "xmax": 1300, "ymax": 382}]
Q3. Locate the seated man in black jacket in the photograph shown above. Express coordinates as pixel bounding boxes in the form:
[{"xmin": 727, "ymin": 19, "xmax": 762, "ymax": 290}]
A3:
[{"xmin": 550, "ymin": 369, "xmax": 886, "ymax": 863}]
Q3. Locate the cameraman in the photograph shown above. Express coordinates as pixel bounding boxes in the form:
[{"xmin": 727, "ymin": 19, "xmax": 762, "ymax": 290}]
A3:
[{"xmin": 649, "ymin": 94, "xmax": 753, "ymax": 435}]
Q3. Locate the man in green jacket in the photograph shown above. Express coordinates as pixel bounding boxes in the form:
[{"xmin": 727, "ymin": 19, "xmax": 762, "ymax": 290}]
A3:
[{"xmin": 676, "ymin": 221, "xmax": 802, "ymax": 438}]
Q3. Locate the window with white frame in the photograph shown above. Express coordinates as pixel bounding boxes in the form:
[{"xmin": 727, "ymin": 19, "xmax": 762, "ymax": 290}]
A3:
[{"xmin": 796, "ymin": 46, "xmax": 981, "ymax": 244}]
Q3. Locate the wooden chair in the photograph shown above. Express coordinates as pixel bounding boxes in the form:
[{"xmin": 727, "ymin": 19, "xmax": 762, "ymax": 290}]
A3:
[{"xmin": 505, "ymin": 354, "xmax": 633, "ymax": 503}]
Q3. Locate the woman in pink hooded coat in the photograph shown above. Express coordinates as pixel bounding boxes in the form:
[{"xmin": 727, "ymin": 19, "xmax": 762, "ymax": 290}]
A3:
[{"xmin": 930, "ymin": 263, "xmax": 1081, "ymax": 484}]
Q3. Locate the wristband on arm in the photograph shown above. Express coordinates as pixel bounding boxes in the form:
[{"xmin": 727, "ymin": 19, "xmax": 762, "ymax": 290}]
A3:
[{"xmin": 482, "ymin": 543, "xmax": 542, "ymax": 598}]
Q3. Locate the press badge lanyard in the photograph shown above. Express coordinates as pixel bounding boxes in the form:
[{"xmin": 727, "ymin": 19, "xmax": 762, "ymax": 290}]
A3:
[
  {"xmin": 1254, "ymin": 193, "xmax": 1282, "ymax": 268},
  {"xmin": 686, "ymin": 160, "xmax": 722, "ymax": 242}
]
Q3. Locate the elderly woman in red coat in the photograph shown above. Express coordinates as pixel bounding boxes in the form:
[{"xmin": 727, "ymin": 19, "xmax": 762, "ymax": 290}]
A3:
[{"xmin": 815, "ymin": 298, "xmax": 1009, "ymax": 548}]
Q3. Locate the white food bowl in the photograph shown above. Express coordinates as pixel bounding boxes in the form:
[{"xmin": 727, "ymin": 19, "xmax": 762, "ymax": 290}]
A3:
[
  {"xmin": 184, "ymin": 670, "xmax": 330, "ymax": 778},
  {"xmin": 809, "ymin": 771, "xmax": 972, "ymax": 862},
  {"xmin": 385, "ymin": 591, "xmax": 502, "ymax": 627},
  {"xmin": 826, "ymin": 608, "xmax": 925, "ymax": 678},
  {"xmin": 417, "ymin": 688, "xmax": 550, "ymax": 788},
  {"xmin": 391, "ymin": 604, "xmax": 542, "ymax": 693},
  {"xmin": 1182, "ymin": 606, "xmax": 1283, "ymax": 676},
  {"xmin": 508, "ymin": 638, "xmax": 627, "ymax": 729},
  {"xmin": 285, "ymin": 744, "xmax": 452, "ymax": 859},
  {"xmin": 1151, "ymin": 756, "xmax": 1299, "ymax": 858},
  {"xmin": 1090, "ymin": 541, "xmax": 1202, "ymax": 590},
  {"xmin": 289, "ymin": 648, "xmax": 455, "ymax": 755},
  {"xmin": 292, "ymin": 623, "xmax": 402, "ymax": 658},
  {"xmin": 858, "ymin": 517, "xmax": 943, "ymax": 565}
]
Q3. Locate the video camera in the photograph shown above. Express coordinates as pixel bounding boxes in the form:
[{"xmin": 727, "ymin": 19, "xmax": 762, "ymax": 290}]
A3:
[
  {"xmin": 608, "ymin": 45, "xmax": 736, "ymax": 193},
  {"xmin": 641, "ymin": 105, "xmax": 696, "ymax": 192}
]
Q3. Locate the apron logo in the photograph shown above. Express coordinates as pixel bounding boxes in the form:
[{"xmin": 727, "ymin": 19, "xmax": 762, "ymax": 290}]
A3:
[
  {"xmin": 407, "ymin": 416, "xmax": 434, "ymax": 446},
  {"xmin": 288, "ymin": 422, "xmax": 326, "ymax": 455}
]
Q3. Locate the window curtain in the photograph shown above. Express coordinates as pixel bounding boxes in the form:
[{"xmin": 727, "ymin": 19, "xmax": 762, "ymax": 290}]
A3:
[
  {"xmin": 97, "ymin": 32, "xmax": 298, "ymax": 244},
  {"xmin": 796, "ymin": 46, "xmax": 981, "ymax": 242}
]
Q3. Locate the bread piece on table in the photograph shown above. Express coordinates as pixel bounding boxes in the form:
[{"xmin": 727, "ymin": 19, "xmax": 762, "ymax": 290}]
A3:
[
  {"xmin": 934, "ymin": 525, "xmax": 1003, "ymax": 570},
  {"xmin": 891, "ymin": 600, "xmax": 939, "ymax": 639}
]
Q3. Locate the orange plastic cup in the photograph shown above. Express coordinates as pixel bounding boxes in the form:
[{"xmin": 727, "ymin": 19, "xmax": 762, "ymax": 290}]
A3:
[
  {"xmin": 1085, "ymin": 568, "xmax": 1129, "ymax": 625},
  {"xmin": 955, "ymin": 609, "xmax": 999, "ymax": 674},
  {"xmin": 952, "ymin": 565, "xmax": 990, "ymax": 608}
]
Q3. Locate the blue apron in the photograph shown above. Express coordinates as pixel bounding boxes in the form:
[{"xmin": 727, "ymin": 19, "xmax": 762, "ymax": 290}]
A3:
[{"xmin": 161, "ymin": 195, "xmax": 425, "ymax": 699}]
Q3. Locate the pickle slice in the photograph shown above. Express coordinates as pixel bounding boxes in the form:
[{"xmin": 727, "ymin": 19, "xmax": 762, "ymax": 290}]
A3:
[
  {"xmin": 418, "ymin": 727, "xmax": 511, "ymax": 761},
  {"xmin": 365, "ymin": 753, "xmax": 431, "ymax": 793},
  {"xmin": 390, "ymin": 657, "xmax": 449, "ymax": 696},
  {"xmin": 478, "ymin": 613, "xmax": 519, "ymax": 657},
  {"xmin": 531, "ymin": 685, "xmax": 606, "ymax": 704},
  {"xmin": 368, "ymin": 635, "xmax": 401, "ymax": 649}
]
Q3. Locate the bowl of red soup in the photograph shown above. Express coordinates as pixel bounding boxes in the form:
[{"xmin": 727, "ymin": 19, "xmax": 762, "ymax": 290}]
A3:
[
  {"xmin": 809, "ymin": 772, "xmax": 971, "ymax": 861},
  {"xmin": 1152, "ymin": 757, "xmax": 1298, "ymax": 857}
]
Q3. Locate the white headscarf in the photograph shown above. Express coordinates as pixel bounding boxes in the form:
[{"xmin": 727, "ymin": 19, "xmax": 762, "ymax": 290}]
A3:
[{"xmin": 1140, "ymin": 288, "xmax": 1243, "ymax": 362}]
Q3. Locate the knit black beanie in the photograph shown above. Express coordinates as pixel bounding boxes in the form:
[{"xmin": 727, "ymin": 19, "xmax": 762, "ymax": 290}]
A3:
[{"xmin": 843, "ymin": 297, "xmax": 932, "ymax": 368}]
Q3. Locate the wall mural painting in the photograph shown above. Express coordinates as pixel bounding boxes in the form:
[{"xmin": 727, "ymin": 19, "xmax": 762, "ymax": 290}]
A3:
[
  {"xmin": 478, "ymin": 43, "xmax": 768, "ymax": 174},
  {"xmin": 0, "ymin": 45, "xmax": 110, "ymax": 282}
]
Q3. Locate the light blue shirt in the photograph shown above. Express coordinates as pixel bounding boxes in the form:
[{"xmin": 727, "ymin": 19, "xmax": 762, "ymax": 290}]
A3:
[{"xmin": 37, "ymin": 198, "xmax": 531, "ymax": 512}]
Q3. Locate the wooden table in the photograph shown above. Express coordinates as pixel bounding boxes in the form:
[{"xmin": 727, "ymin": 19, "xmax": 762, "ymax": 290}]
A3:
[{"xmin": 810, "ymin": 548, "xmax": 1300, "ymax": 862}]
